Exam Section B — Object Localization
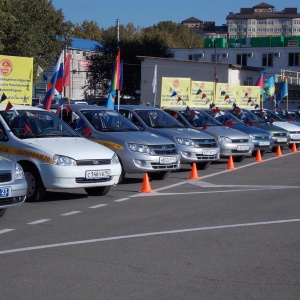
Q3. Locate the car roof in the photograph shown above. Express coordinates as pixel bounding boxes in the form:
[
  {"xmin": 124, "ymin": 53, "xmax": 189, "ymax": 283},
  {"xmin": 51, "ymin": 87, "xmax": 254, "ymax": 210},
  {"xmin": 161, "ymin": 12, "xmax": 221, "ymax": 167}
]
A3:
[
  {"xmin": 0, "ymin": 104, "xmax": 46, "ymax": 112},
  {"xmin": 119, "ymin": 105, "xmax": 161, "ymax": 111}
]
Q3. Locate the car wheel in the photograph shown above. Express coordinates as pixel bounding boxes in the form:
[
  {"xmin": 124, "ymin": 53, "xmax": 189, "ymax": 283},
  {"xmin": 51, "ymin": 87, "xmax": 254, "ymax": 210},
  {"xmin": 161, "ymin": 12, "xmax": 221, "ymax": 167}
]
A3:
[
  {"xmin": 118, "ymin": 168, "xmax": 126, "ymax": 183},
  {"xmin": 149, "ymin": 171, "xmax": 170, "ymax": 180},
  {"xmin": 233, "ymin": 155, "xmax": 246, "ymax": 162},
  {"xmin": 0, "ymin": 208, "xmax": 7, "ymax": 218},
  {"xmin": 85, "ymin": 186, "xmax": 111, "ymax": 196},
  {"xmin": 196, "ymin": 161, "xmax": 211, "ymax": 170},
  {"xmin": 22, "ymin": 164, "xmax": 46, "ymax": 202}
]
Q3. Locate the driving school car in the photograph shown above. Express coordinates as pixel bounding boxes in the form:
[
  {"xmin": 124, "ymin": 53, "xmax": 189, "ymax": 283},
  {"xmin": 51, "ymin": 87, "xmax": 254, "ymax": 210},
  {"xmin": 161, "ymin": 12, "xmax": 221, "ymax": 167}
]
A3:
[
  {"xmin": 0, "ymin": 105, "xmax": 121, "ymax": 202},
  {"xmin": 59, "ymin": 104, "xmax": 180, "ymax": 181}
]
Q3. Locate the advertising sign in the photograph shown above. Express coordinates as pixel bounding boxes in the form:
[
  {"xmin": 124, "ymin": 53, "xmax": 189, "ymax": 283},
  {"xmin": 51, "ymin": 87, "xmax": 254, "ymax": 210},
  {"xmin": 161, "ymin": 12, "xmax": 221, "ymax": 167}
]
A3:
[
  {"xmin": 0, "ymin": 55, "xmax": 33, "ymax": 105},
  {"xmin": 160, "ymin": 77, "xmax": 191, "ymax": 107}
]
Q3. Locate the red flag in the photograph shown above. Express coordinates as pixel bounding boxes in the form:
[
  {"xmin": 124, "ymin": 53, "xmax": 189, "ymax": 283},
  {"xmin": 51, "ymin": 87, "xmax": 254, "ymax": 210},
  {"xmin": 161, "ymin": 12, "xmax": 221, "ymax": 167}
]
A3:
[
  {"xmin": 224, "ymin": 95, "xmax": 229, "ymax": 100},
  {"xmin": 63, "ymin": 53, "xmax": 71, "ymax": 87},
  {"xmin": 4, "ymin": 101, "xmax": 13, "ymax": 112},
  {"xmin": 177, "ymin": 96, "xmax": 182, "ymax": 102},
  {"xmin": 66, "ymin": 104, "xmax": 72, "ymax": 114},
  {"xmin": 247, "ymin": 120, "xmax": 253, "ymax": 126},
  {"xmin": 173, "ymin": 113, "xmax": 178, "ymax": 119},
  {"xmin": 202, "ymin": 124, "xmax": 207, "ymax": 130},
  {"xmin": 23, "ymin": 124, "xmax": 31, "ymax": 136},
  {"xmin": 201, "ymin": 93, "xmax": 207, "ymax": 99},
  {"xmin": 84, "ymin": 127, "xmax": 91, "ymax": 137}
]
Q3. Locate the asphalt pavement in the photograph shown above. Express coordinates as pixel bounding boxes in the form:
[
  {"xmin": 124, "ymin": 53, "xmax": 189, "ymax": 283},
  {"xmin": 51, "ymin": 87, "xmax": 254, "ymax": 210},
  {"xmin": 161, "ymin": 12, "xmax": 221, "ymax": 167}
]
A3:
[{"xmin": 1, "ymin": 148, "xmax": 300, "ymax": 299}]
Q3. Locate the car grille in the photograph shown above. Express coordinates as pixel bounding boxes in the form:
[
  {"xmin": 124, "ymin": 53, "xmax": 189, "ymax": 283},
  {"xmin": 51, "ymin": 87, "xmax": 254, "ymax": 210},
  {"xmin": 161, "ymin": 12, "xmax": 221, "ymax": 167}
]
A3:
[
  {"xmin": 76, "ymin": 159, "xmax": 111, "ymax": 166},
  {"xmin": 273, "ymin": 133, "xmax": 288, "ymax": 137},
  {"xmin": 0, "ymin": 196, "xmax": 25, "ymax": 206},
  {"xmin": 150, "ymin": 163, "xmax": 178, "ymax": 170},
  {"xmin": 0, "ymin": 172, "xmax": 12, "ymax": 183},
  {"xmin": 76, "ymin": 177, "xmax": 113, "ymax": 183},
  {"xmin": 193, "ymin": 139, "xmax": 218, "ymax": 148},
  {"xmin": 253, "ymin": 136, "xmax": 269, "ymax": 140},
  {"xmin": 231, "ymin": 139, "xmax": 250, "ymax": 143},
  {"xmin": 195, "ymin": 154, "xmax": 219, "ymax": 160},
  {"xmin": 148, "ymin": 144, "xmax": 177, "ymax": 155}
]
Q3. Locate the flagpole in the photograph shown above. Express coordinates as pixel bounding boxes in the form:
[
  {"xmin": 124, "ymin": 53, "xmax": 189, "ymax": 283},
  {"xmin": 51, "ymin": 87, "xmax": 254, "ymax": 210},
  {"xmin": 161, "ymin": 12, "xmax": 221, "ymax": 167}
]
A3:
[{"xmin": 116, "ymin": 19, "xmax": 120, "ymax": 111}]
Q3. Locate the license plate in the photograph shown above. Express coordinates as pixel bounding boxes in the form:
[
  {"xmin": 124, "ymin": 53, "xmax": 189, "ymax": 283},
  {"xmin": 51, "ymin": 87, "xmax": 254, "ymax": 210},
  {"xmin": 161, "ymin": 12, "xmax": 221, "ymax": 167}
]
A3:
[
  {"xmin": 292, "ymin": 135, "xmax": 300, "ymax": 140},
  {"xmin": 0, "ymin": 187, "xmax": 10, "ymax": 198},
  {"xmin": 203, "ymin": 149, "xmax": 217, "ymax": 155},
  {"xmin": 259, "ymin": 141, "xmax": 270, "ymax": 146},
  {"xmin": 277, "ymin": 138, "xmax": 287, "ymax": 142},
  {"xmin": 237, "ymin": 145, "xmax": 250, "ymax": 151},
  {"xmin": 86, "ymin": 170, "xmax": 111, "ymax": 179},
  {"xmin": 159, "ymin": 156, "xmax": 176, "ymax": 164}
]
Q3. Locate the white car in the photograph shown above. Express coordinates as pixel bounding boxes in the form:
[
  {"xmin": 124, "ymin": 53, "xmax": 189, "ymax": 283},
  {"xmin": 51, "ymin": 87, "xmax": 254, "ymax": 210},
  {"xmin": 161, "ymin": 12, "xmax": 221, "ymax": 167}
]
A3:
[
  {"xmin": 0, "ymin": 156, "xmax": 27, "ymax": 218},
  {"xmin": 0, "ymin": 105, "xmax": 121, "ymax": 201}
]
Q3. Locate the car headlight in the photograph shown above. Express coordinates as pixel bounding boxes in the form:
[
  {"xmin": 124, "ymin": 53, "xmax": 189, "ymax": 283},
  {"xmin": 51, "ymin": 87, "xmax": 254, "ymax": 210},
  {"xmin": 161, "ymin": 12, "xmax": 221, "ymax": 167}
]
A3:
[
  {"xmin": 53, "ymin": 155, "xmax": 77, "ymax": 166},
  {"xmin": 269, "ymin": 134, "xmax": 273, "ymax": 139},
  {"xmin": 175, "ymin": 137, "xmax": 196, "ymax": 147},
  {"xmin": 249, "ymin": 135, "xmax": 254, "ymax": 142},
  {"xmin": 127, "ymin": 143, "xmax": 152, "ymax": 154},
  {"xmin": 15, "ymin": 163, "xmax": 25, "ymax": 180},
  {"xmin": 217, "ymin": 136, "xmax": 232, "ymax": 143},
  {"xmin": 287, "ymin": 133, "xmax": 291, "ymax": 138},
  {"xmin": 110, "ymin": 153, "xmax": 120, "ymax": 164}
]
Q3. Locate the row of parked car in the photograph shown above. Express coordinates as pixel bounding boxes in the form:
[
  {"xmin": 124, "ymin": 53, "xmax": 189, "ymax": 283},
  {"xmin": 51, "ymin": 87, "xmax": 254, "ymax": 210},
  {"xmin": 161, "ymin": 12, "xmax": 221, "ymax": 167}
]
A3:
[{"xmin": 1, "ymin": 102, "xmax": 299, "ymax": 217}]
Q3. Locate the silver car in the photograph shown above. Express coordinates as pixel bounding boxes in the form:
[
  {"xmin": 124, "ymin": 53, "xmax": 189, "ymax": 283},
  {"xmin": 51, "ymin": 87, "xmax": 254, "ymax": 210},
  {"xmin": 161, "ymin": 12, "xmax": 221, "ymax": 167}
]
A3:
[
  {"xmin": 164, "ymin": 107, "xmax": 254, "ymax": 162},
  {"xmin": 0, "ymin": 155, "xmax": 27, "ymax": 218},
  {"xmin": 60, "ymin": 105, "xmax": 181, "ymax": 181},
  {"xmin": 119, "ymin": 105, "xmax": 220, "ymax": 170}
]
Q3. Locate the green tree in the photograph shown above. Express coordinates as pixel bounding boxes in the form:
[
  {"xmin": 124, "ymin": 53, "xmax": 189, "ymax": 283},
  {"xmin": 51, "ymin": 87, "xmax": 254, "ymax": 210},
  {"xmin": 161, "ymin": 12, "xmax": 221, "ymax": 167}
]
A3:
[
  {"xmin": 0, "ymin": 0, "xmax": 72, "ymax": 78},
  {"xmin": 72, "ymin": 20, "xmax": 102, "ymax": 41}
]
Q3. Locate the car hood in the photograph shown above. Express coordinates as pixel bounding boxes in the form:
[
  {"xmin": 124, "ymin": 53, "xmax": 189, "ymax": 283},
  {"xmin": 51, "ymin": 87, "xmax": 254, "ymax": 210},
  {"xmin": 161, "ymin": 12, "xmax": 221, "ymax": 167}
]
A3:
[
  {"xmin": 250, "ymin": 122, "xmax": 288, "ymax": 133},
  {"xmin": 273, "ymin": 121, "xmax": 300, "ymax": 131},
  {"xmin": 200, "ymin": 125, "xmax": 250, "ymax": 138},
  {"xmin": 92, "ymin": 130, "xmax": 174, "ymax": 145},
  {"xmin": 231, "ymin": 124, "xmax": 270, "ymax": 136},
  {"xmin": 22, "ymin": 137, "xmax": 115, "ymax": 159},
  {"xmin": 151, "ymin": 127, "xmax": 215, "ymax": 139}
]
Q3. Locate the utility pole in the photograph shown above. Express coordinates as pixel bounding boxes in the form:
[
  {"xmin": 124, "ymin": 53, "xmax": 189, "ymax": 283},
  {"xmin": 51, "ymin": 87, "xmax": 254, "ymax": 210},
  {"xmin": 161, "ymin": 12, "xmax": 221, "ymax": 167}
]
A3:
[{"xmin": 116, "ymin": 19, "xmax": 120, "ymax": 110}]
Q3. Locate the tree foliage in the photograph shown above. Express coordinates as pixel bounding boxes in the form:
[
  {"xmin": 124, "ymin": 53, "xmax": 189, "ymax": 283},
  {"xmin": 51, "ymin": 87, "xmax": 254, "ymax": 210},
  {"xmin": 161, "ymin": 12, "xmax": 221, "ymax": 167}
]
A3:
[
  {"xmin": 0, "ymin": 0, "xmax": 72, "ymax": 77},
  {"xmin": 83, "ymin": 21, "xmax": 202, "ymax": 98}
]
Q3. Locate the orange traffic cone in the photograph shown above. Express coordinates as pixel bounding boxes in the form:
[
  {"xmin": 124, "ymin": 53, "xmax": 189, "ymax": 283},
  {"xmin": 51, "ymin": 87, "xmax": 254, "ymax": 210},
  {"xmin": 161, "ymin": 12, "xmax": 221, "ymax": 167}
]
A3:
[
  {"xmin": 226, "ymin": 156, "xmax": 236, "ymax": 170},
  {"xmin": 254, "ymin": 150, "xmax": 263, "ymax": 162},
  {"xmin": 275, "ymin": 145, "xmax": 282, "ymax": 157},
  {"xmin": 188, "ymin": 163, "xmax": 200, "ymax": 180},
  {"xmin": 139, "ymin": 173, "xmax": 154, "ymax": 193},
  {"xmin": 291, "ymin": 143, "xmax": 298, "ymax": 153}
]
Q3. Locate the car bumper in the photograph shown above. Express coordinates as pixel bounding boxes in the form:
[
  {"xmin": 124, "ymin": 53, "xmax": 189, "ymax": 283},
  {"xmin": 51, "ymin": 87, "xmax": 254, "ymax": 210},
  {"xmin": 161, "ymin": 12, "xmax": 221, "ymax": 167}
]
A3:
[
  {"xmin": 218, "ymin": 143, "xmax": 254, "ymax": 158},
  {"xmin": 39, "ymin": 163, "xmax": 121, "ymax": 189},
  {"xmin": 0, "ymin": 180, "xmax": 27, "ymax": 208},
  {"xmin": 179, "ymin": 146, "xmax": 220, "ymax": 164}
]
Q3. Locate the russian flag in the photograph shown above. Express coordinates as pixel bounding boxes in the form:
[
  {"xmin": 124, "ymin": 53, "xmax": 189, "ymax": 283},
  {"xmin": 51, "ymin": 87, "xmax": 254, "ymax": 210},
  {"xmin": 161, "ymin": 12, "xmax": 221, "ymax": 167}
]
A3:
[{"xmin": 44, "ymin": 53, "xmax": 63, "ymax": 111}]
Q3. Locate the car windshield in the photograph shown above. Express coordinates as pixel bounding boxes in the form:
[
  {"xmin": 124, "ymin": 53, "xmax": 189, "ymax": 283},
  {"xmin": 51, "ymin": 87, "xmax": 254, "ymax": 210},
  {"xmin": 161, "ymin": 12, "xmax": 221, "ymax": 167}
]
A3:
[
  {"xmin": 1, "ymin": 109, "xmax": 78, "ymax": 139},
  {"xmin": 272, "ymin": 110, "xmax": 296, "ymax": 121},
  {"xmin": 82, "ymin": 110, "xmax": 140, "ymax": 132},
  {"xmin": 136, "ymin": 109, "xmax": 184, "ymax": 128},
  {"xmin": 205, "ymin": 109, "xmax": 243, "ymax": 125},
  {"xmin": 252, "ymin": 110, "xmax": 283, "ymax": 122},
  {"xmin": 179, "ymin": 109, "xmax": 222, "ymax": 127},
  {"xmin": 231, "ymin": 109, "xmax": 264, "ymax": 123}
]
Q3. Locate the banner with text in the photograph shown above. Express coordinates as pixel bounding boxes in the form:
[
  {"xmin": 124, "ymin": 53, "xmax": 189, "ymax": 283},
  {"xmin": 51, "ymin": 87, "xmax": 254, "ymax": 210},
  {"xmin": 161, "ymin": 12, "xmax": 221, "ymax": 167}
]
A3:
[
  {"xmin": 160, "ymin": 77, "xmax": 191, "ymax": 107},
  {"xmin": 237, "ymin": 85, "xmax": 261, "ymax": 107},
  {"xmin": 0, "ymin": 55, "xmax": 33, "ymax": 105},
  {"xmin": 214, "ymin": 83, "xmax": 239, "ymax": 108},
  {"xmin": 190, "ymin": 80, "xmax": 215, "ymax": 108}
]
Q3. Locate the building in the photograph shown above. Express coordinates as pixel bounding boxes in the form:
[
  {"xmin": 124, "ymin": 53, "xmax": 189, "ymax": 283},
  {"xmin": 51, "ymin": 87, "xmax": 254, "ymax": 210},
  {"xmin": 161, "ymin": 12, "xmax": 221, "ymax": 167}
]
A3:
[
  {"xmin": 227, "ymin": 2, "xmax": 300, "ymax": 39},
  {"xmin": 138, "ymin": 56, "xmax": 262, "ymax": 107},
  {"xmin": 35, "ymin": 37, "xmax": 101, "ymax": 103}
]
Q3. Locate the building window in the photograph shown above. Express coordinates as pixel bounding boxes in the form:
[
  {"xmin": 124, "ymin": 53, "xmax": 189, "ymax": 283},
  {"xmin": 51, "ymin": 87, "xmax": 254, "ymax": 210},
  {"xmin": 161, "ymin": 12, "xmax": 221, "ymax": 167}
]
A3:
[
  {"xmin": 293, "ymin": 28, "xmax": 300, "ymax": 32},
  {"xmin": 257, "ymin": 20, "xmax": 267, "ymax": 25},
  {"xmin": 282, "ymin": 21, "xmax": 291, "ymax": 25},
  {"xmin": 244, "ymin": 77, "xmax": 253, "ymax": 86},
  {"xmin": 248, "ymin": 20, "xmax": 256, "ymax": 25},
  {"xmin": 248, "ymin": 28, "xmax": 255, "ymax": 32},
  {"xmin": 238, "ymin": 21, "xmax": 246, "ymax": 25},
  {"xmin": 288, "ymin": 53, "xmax": 300, "ymax": 66},
  {"xmin": 293, "ymin": 20, "xmax": 300, "ymax": 25},
  {"xmin": 262, "ymin": 53, "xmax": 273, "ymax": 67},
  {"xmin": 237, "ymin": 54, "xmax": 248, "ymax": 66}
]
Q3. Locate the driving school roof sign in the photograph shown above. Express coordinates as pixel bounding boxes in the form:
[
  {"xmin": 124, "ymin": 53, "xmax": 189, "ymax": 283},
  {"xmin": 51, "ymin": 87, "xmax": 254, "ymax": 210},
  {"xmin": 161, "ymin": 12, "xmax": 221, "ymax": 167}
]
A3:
[{"xmin": 0, "ymin": 55, "xmax": 33, "ymax": 105}]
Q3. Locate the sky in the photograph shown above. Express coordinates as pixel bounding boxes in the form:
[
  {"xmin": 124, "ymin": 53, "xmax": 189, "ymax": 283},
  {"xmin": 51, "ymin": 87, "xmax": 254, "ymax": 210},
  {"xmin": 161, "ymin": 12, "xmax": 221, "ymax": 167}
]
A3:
[{"xmin": 52, "ymin": 0, "xmax": 300, "ymax": 29}]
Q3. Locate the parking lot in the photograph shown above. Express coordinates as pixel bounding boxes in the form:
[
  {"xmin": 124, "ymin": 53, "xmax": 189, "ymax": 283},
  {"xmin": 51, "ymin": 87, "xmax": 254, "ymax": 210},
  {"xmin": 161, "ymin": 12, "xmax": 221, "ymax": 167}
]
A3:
[{"xmin": 1, "ymin": 149, "xmax": 300, "ymax": 299}]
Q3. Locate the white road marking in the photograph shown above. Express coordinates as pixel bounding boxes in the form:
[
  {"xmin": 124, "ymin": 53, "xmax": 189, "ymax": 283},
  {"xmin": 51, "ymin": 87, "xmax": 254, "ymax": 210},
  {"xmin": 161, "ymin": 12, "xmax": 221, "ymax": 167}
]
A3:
[
  {"xmin": 0, "ymin": 229, "xmax": 15, "ymax": 234},
  {"xmin": 1, "ymin": 218, "xmax": 299, "ymax": 255},
  {"xmin": 114, "ymin": 198, "xmax": 130, "ymax": 202},
  {"xmin": 61, "ymin": 211, "xmax": 81, "ymax": 216},
  {"xmin": 27, "ymin": 219, "xmax": 51, "ymax": 225},
  {"xmin": 88, "ymin": 204, "xmax": 108, "ymax": 208}
]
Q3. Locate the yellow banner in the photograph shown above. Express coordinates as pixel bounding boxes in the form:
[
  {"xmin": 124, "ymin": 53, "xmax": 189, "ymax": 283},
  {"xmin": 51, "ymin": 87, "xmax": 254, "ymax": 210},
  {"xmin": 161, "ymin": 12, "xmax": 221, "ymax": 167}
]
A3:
[
  {"xmin": 160, "ymin": 77, "xmax": 191, "ymax": 107},
  {"xmin": 237, "ymin": 86, "xmax": 261, "ymax": 108},
  {"xmin": 0, "ymin": 55, "xmax": 33, "ymax": 105},
  {"xmin": 214, "ymin": 83, "xmax": 239, "ymax": 108},
  {"xmin": 190, "ymin": 81, "xmax": 215, "ymax": 108}
]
